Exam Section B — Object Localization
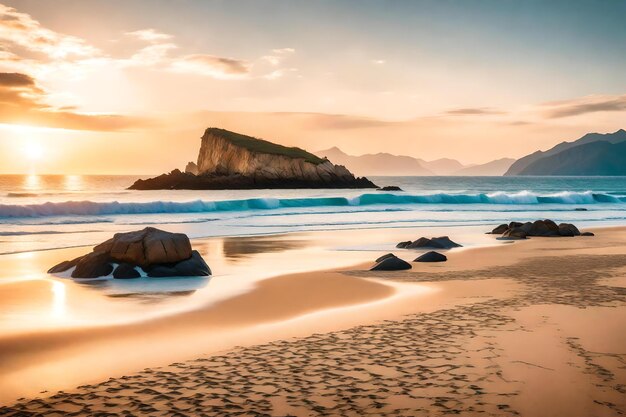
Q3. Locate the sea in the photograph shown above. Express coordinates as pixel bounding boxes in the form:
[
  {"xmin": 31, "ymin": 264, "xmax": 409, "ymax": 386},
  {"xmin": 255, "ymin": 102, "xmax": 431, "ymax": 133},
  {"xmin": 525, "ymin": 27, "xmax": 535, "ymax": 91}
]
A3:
[{"xmin": 1, "ymin": 174, "xmax": 625, "ymax": 254}]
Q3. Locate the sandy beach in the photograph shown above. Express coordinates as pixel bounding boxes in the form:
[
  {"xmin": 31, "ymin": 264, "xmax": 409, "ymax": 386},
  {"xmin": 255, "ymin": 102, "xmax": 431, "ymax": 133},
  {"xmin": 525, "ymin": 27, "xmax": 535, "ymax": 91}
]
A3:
[{"xmin": 0, "ymin": 225, "xmax": 624, "ymax": 416}]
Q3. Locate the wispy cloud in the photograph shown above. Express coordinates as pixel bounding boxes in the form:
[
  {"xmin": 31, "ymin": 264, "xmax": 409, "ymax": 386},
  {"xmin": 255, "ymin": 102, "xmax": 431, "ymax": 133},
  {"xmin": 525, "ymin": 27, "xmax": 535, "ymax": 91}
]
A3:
[
  {"xmin": 541, "ymin": 94, "xmax": 626, "ymax": 118},
  {"xmin": 0, "ymin": 3, "xmax": 298, "ymax": 129},
  {"xmin": 171, "ymin": 54, "xmax": 252, "ymax": 78},
  {"xmin": 445, "ymin": 107, "xmax": 505, "ymax": 116},
  {"xmin": 0, "ymin": 71, "xmax": 149, "ymax": 131},
  {"xmin": 125, "ymin": 29, "xmax": 172, "ymax": 43},
  {"xmin": 0, "ymin": 4, "xmax": 99, "ymax": 59}
]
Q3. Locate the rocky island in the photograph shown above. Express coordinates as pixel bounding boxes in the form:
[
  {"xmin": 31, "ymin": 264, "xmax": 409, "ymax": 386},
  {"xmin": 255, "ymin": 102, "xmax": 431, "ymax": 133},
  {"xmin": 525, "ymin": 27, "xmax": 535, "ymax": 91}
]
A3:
[{"xmin": 130, "ymin": 128, "xmax": 377, "ymax": 190}]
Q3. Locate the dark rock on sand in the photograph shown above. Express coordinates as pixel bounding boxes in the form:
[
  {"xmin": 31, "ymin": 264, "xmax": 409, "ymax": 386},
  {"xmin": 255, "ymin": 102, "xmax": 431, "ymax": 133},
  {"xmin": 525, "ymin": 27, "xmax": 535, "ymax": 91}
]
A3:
[
  {"xmin": 47, "ymin": 257, "xmax": 82, "ymax": 274},
  {"xmin": 377, "ymin": 186, "xmax": 403, "ymax": 192},
  {"xmin": 396, "ymin": 241, "xmax": 412, "ymax": 249},
  {"xmin": 147, "ymin": 251, "xmax": 211, "ymax": 277},
  {"xmin": 414, "ymin": 251, "xmax": 447, "ymax": 262},
  {"xmin": 558, "ymin": 223, "xmax": 581, "ymax": 237},
  {"xmin": 491, "ymin": 219, "xmax": 583, "ymax": 239},
  {"xmin": 375, "ymin": 253, "xmax": 397, "ymax": 263},
  {"xmin": 581, "ymin": 232, "xmax": 595, "ymax": 236},
  {"xmin": 370, "ymin": 255, "xmax": 412, "ymax": 271},
  {"xmin": 96, "ymin": 227, "xmax": 192, "ymax": 267},
  {"xmin": 113, "ymin": 263, "xmax": 141, "ymax": 279},
  {"xmin": 501, "ymin": 228, "xmax": 527, "ymax": 239},
  {"xmin": 403, "ymin": 236, "xmax": 462, "ymax": 250},
  {"xmin": 490, "ymin": 224, "xmax": 509, "ymax": 234},
  {"xmin": 49, "ymin": 228, "xmax": 211, "ymax": 279},
  {"xmin": 72, "ymin": 251, "xmax": 114, "ymax": 279}
]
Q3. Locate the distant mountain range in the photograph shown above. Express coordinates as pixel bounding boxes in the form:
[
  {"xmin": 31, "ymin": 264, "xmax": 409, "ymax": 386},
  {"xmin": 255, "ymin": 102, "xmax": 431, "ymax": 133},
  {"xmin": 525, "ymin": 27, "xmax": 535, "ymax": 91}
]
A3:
[
  {"xmin": 505, "ymin": 129, "xmax": 626, "ymax": 176},
  {"xmin": 315, "ymin": 147, "xmax": 514, "ymax": 176}
]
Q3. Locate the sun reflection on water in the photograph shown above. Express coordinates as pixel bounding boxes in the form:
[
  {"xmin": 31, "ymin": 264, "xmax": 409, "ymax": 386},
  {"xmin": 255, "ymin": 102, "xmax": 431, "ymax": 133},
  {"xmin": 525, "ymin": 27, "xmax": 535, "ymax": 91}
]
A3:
[
  {"xmin": 50, "ymin": 280, "xmax": 67, "ymax": 319},
  {"xmin": 64, "ymin": 175, "xmax": 83, "ymax": 191},
  {"xmin": 23, "ymin": 174, "xmax": 41, "ymax": 191}
]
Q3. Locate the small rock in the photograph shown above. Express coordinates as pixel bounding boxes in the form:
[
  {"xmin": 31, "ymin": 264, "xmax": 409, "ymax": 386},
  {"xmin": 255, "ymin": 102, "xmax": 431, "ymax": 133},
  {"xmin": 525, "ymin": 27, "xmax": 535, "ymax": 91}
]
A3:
[
  {"xmin": 430, "ymin": 236, "xmax": 462, "ymax": 249},
  {"xmin": 72, "ymin": 251, "xmax": 113, "ymax": 278},
  {"xmin": 574, "ymin": 208, "xmax": 588, "ymax": 211},
  {"xmin": 375, "ymin": 253, "xmax": 397, "ymax": 263},
  {"xmin": 370, "ymin": 256, "xmax": 412, "ymax": 271},
  {"xmin": 113, "ymin": 263, "xmax": 141, "ymax": 279},
  {"xmin": 396, "ymin": 241, "xmax": 412, "ymax": 249},
  {"xmin": 147, "ymin": 250, "xmax": 211, "ymax": 277},
  {"xmin": 491, "ymin": 224, "xmax": 509, "ymax": 234},
  {"xmin": 502, "ymin": 228, "xmax": 527, "ymax": 239},
  {"xmin": 402, "ymin": 236, "xmax": 462, "ymax": 249},
  {"xmin": 414, "ymin": 251, "xmax": 447, "ymax": 262},
  {"xmin": 377, "ymin": 186, "xmax": 403, "ymax": 192},
  {"xmin": 48, "ymin": 256, "xmax": 82, "ymax": 274},
  {"xmin": 558, "ymin": 223, "xmax": 580, "ymax": 237}
]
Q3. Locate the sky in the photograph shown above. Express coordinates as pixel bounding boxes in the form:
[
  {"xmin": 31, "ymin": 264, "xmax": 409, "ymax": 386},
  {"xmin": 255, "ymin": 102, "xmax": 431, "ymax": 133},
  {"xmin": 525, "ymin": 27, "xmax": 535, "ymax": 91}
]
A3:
[{"xmin": 0, "ymin": 0, "xmax": 624, "ymax": 174}]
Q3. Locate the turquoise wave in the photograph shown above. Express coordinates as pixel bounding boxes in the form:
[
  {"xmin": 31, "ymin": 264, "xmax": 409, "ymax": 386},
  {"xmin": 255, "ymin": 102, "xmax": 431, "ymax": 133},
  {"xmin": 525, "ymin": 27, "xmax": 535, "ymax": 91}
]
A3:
[{"xmin": 0, "ymin": 191, "xmax": 624, "ymax": 218}]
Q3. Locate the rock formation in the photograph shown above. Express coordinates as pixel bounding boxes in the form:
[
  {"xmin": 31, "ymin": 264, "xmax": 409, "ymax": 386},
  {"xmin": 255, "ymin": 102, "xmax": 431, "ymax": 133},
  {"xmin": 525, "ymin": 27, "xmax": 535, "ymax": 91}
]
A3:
[
  {"xmin": 185, "ymin": 161, "xmax": 199, "ymax": 175},
  {"xmin": 396, "ymin": 236, "xmax": 462, "ymax": 250},
  {"xmin": 48, "ymin": 227, "xmax": 211, "ymax": 279},
  {"xmin": 490, "ymin": 220, "xmax": 583, "ymax": 239},
  {"xmin": 130, "ymin": 128, "xmax": 377, "ymax": 190}
]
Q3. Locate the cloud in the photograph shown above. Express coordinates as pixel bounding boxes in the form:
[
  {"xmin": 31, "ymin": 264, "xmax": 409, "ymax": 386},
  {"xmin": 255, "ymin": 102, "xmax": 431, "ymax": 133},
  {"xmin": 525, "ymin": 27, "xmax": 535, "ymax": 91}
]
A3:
[
  {"xmin": 541, "ymin": 94, "xmax": 626, "ymax": 118},
  {"xmin": 125, "ymin": 29, "xmax": 172, "ymax": 43},
  {"xmin": 266, "ymin": 112, "xmax": 396, "ymax": 130},
  {"xmin": 171, "ymin": 54, "xmax": 252, "ymax": 78},
  {"xmin": 0, "ymin": 4, "xmax": 99, "ymax": 59},
  {"xmin": 0, "ymin": 71, "xmax": 149, "ymax": 131},
  {"xmin": 0, "ymin": 72, "xmax": 37, "ymax": 87},
  {"xmin": 445, "ymin": 107, "xmax": 505, "ymax": 116}
]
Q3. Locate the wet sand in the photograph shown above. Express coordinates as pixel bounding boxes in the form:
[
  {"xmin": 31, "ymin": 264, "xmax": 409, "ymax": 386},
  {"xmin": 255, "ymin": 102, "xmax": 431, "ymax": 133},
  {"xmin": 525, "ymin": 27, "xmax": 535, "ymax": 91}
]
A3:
[{"xmin": 1, "ymin": 227, "xmax": 625, "ymax": 415}]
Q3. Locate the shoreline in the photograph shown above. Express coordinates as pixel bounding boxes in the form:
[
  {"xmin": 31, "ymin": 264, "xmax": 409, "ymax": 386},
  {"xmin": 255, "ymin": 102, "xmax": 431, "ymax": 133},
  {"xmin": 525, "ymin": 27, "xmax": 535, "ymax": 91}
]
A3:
[{"xmin": 0, "ymin": 225, "xmax": 625, "ymax": 415}]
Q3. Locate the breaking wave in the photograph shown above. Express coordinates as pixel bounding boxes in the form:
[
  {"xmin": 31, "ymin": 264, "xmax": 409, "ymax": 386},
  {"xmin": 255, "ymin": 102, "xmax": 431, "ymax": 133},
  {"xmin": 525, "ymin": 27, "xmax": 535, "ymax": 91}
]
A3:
[{"xmin": 0, "ymin": 191, "xmax": 624, "ymax": 219}]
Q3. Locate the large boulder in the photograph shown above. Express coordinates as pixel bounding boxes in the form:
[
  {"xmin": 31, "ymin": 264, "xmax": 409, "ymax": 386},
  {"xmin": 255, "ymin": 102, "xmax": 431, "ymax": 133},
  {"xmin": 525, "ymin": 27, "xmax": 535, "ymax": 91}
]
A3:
[
  {"xmin": 99, "ymin": 227, "xmax": 192, "ymax": 267},
  {"xmin": 370, "ymin": 255, "xmax": 412, "ymax": 271},
  {"xmin": 414, "ymin": 251, "xmax": 447, "ymax": 262},
  {"xmin": 49, "ymin": 228, "xmax": 210, "ymax": 279}
]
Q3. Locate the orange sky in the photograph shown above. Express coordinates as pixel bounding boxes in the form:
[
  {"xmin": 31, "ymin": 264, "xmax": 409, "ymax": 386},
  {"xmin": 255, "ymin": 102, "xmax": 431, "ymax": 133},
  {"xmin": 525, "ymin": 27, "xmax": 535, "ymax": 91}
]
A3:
[{"xmin": 0, "ymin": 1, "xmax": 624, "ymax": 174}]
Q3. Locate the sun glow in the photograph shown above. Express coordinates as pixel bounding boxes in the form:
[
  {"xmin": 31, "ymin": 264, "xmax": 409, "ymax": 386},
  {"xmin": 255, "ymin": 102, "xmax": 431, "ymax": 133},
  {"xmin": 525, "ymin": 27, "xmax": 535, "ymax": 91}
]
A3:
[{"xmin": 21, "ymin": 141, "xmax": 45, "ymax": 160}]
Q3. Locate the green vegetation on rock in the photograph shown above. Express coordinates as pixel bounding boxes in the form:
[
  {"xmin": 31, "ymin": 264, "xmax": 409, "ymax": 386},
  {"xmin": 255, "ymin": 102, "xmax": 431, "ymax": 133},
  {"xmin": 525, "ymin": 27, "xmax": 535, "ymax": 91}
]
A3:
[{"xmin": 203, "ymin": 127, "xmax": 325, "ymax": 165}]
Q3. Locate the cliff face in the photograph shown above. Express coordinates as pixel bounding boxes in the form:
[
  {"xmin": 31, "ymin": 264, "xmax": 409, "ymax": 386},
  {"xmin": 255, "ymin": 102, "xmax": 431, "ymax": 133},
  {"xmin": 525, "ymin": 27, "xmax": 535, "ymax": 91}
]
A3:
[
  {"xmin": 196, "ymin": 128, "xmax": 356, "ymax": 183},
  {"xmin": 129, "ymin": 128, "xmax": 376, "ymax": 190}
]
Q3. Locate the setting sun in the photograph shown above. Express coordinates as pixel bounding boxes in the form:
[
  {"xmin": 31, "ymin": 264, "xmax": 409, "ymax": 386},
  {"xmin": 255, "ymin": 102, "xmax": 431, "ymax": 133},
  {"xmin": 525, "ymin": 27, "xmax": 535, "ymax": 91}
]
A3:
[{"xmin": 21, "ymin": 141, "xmax": 45, "ymax": 160}]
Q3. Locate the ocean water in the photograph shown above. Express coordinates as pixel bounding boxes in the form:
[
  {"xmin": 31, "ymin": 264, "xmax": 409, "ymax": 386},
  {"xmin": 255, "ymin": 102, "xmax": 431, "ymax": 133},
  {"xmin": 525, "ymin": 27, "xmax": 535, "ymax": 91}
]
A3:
[{"xmin": 0, "ymin": 174, "xmax": 625, "ymax": 254}]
